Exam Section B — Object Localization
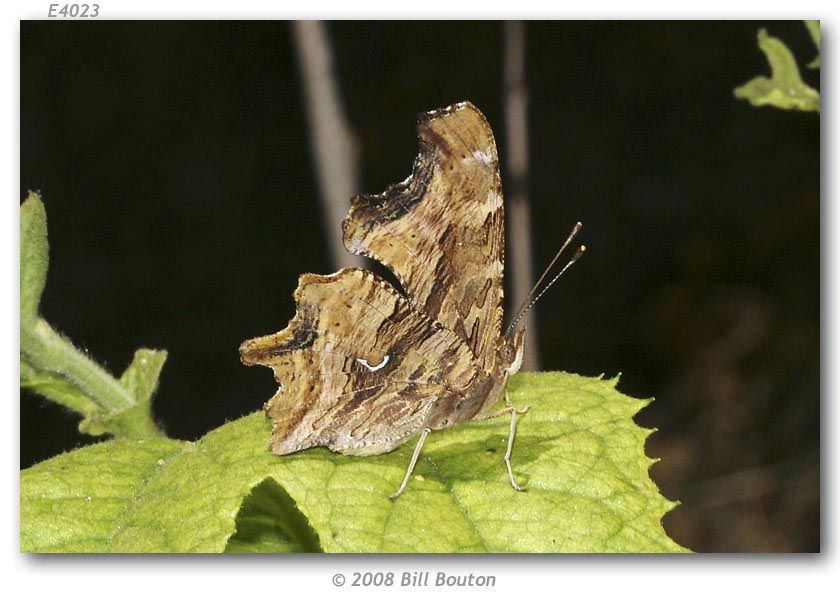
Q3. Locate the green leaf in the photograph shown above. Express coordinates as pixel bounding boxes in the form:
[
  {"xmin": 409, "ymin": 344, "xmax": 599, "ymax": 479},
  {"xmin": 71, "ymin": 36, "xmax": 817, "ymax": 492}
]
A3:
[
  {"xmin": 119, "ymin": 349, "xmax": 168, "ymax": 404},
  {"xmin": 20, "ymin": 372, "xmax": 687, "ymax": 553},
  {"xmin": 20, "ymin": 192, "xmax": 49, "ymax": 328},
  {"xmin": 226, "ymin": 478, "xmax": 323, "ymax": 553},
  {"xmin": 20, "ymin": 437, "xmax": 185, "ymax": 552},
  {"xmin": 734, "ymin": 28, "xmax": 820, "ymax": 112},
  {"xmin": 77, "ymin": 349, "xmax": 169, "ymax": 438},
  {"xmin": 804, "ymin": 20, "xmax": 820, "ymax": 68}
]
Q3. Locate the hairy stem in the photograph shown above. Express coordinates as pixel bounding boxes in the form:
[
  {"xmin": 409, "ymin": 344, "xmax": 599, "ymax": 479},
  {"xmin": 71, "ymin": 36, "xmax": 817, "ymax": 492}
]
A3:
[{"xmin": 21, "ymin": 319, "xmax": 162, "ymax": 437}]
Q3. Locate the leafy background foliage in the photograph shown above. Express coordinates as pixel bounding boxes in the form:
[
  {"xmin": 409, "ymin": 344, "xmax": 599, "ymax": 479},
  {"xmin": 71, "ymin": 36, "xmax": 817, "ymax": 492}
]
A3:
[
  {"xmin": 19, "ymin": 193, "xmax": 684, "ymax": 553},
  {"xmin": 734, "ymin": 22, "xmax": 820, "ymax": 111}
]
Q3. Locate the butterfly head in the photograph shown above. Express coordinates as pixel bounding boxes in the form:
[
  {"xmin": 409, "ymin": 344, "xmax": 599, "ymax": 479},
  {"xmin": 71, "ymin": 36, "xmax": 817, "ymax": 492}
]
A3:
[{"xmin": 499, "ymin": 328, "xmax": 526, "ymax": 376}]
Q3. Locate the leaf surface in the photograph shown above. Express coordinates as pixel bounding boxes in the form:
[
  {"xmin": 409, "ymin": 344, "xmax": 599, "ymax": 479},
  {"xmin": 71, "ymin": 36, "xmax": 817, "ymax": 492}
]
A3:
[
  {"xmin": 20, "ymin": 437, "xmax": 184, "ymax": 552},
  {"xmin": 21, "ymin": 372, "xmax": 687, "ymax": 553}
]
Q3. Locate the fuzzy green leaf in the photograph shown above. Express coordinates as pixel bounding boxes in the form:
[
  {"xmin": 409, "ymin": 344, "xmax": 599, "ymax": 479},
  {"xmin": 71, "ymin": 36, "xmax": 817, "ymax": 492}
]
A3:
[
  {"xmin": 20, "ymin": 372, "xmax": 686, "ymax": 553},
  {"xmin": 734, "ymin": 28, "xmax": 819, "ymax": 112},
  {"xmin": 119, "ymin": 349, "xmax": 168, "ymax": 404},
  {"xmin": 20, "ymin": 192, "xmax": 49, "ymax": 328},
  {"xmin": 20, "ymin": 437, "xmax": 185, "ymax": 552},
  {"xmin": 75, "ymin": 349, "xmax": 169, "ymax": 437},
  {"xmin": 226, "ymin": 478, "xmax": 323, "ymax": 552}
]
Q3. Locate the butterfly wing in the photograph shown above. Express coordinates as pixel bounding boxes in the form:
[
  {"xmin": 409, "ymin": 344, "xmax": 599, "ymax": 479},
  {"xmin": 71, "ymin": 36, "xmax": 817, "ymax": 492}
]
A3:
[
  {"xmin": 240, "ymin": 268, "xmax": 478, "ymax": 456},
  {"xmin": 342, "ymin": 102, "xmax": 505, "ymax": 372}
]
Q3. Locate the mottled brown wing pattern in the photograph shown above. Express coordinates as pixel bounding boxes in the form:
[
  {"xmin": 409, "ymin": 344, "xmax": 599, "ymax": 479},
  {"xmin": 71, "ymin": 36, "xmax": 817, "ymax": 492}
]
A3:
[
  {"xmin": 239, "ymin": 268, "xmax": 479, "ymax": 456},
  {"xmin": 342, "ymin": 102, "xmax": 505, "ymax": 372}
]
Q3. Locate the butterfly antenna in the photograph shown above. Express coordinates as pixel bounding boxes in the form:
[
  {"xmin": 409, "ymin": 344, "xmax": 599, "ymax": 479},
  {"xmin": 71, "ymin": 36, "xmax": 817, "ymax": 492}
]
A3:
[
  {"xmin": 519, "ymin": 221, "xmax": 582, "ymax": 308},
  {"xmin": 505, "ymin": 222, "xmax": 586, "ymax": 337}
]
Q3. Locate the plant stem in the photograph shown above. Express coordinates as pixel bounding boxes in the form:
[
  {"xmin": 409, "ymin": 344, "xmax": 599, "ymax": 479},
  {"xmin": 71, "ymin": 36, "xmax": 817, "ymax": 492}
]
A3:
[
  {"xmin": 21, "ymin": 318, "xmax": 162, "ymax": 437},
  {"xmin": 503, "ymin": 21, "xmax": 540, "ymax": 370},
  {"xmin": 22, "ymin": 319, "xmax": 134, "ymax": 410},
  {"xmin": 292, "ymin": 21, "xmax": 363, "ymax": 271}
]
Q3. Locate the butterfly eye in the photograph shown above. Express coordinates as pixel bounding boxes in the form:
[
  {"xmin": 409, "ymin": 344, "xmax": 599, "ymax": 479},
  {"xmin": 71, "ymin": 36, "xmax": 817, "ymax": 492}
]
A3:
[{"xmin": 499, "ymin": 345, "xmax": 513, "ymax": 362}]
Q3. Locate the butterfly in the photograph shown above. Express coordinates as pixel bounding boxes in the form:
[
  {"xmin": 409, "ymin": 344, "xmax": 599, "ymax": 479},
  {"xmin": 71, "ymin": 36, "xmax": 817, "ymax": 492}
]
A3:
[{"xmin": 240, "ymin": 101, "xmax": 583, "ymax": 498}]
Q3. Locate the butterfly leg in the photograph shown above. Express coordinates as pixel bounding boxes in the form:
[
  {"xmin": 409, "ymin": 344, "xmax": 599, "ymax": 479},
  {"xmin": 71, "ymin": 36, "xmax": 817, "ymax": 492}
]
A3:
[
  {"xmin": 477, "ymin": 390, "xmax": 530, "ymax": 419},
  {"xmin": 503, "ymin": 400, "xmax": 527, "ymax": 492},
  {"xmin": 477, "ymin": 390, "xmax": 530, "ymax": 492},
  {"xmin": 389, "ymin": 427, "xmax": 432, "ymax": 500}
]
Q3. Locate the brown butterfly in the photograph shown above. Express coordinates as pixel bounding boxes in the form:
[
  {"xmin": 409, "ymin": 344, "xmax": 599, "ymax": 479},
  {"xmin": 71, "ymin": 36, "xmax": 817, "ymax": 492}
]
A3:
[{"xmin": 240, "ymin": 102, "xmax": 584, "ymax": 498}]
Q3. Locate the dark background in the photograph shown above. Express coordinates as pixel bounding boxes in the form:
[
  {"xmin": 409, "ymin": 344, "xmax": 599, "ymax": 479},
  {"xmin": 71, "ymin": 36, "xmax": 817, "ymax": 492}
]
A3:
[{"xmin": 20, "ymin": 21, "xmax": 820, "ymax": 552}]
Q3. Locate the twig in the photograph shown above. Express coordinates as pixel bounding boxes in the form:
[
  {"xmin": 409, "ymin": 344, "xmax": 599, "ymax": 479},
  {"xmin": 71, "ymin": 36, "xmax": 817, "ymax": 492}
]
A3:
[
  {"xmin": 292, "ymin": 21, "xmax": 364, "ymax": 270},
  {"xmin": 503, "ymin": 21, "xmax": 540, "ymax": 370}
]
